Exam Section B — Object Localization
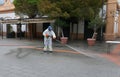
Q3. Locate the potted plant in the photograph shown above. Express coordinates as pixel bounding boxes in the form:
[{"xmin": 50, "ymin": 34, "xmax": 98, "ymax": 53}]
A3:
[
  {"xmin": 87, "ymin": 15, "xmax": 105, "ymax": 46},
  {"xmin": 54, "ymin": 18, "xmax": 69, "ymax": 44}
]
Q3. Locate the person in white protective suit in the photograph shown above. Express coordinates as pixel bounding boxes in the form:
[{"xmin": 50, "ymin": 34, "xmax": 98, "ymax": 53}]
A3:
[{"xmin": 43, "ymin": 26, "xmax": 56, "ymax": 53}]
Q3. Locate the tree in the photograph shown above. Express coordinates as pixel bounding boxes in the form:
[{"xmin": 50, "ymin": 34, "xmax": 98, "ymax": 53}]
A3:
[
  {"xmin": 13, "ymin": 0, "xmax": 39, "ymax": 39},
  {"xmin": 37, "ymin": 0, "xmax": 106, "ymax": 20},
  {"xmin": 37, "ymin": 0, "xmax": 106, "ymax": 39},
  {"xmin": 88, "ymin": 15, "xmax": 106, "ymax": 39},
  {"xmin": 13, "ymin": 0, "xmax": 39, "ymax": 18},
  {"xmin": 54, "ymin": 19, "xmax": 69, "ymax": 37}
]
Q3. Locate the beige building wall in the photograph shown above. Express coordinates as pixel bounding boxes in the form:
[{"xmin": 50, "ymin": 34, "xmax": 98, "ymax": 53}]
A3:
[
  {"xmin": 0, "ymin": 0, "xmax": 14, "ymax": 13},
  {"xmin": 104, "ymin": 0, "xmax": 118, "ymax": 40},
  {"xmin": 70, "ymin": 20, "xmax": 84, "ymax": 40}
]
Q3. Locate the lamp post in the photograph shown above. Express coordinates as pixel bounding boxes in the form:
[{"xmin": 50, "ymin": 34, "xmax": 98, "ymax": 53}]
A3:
[
  {"xmin": 18, "ymin": 18, "xmax": 22, "ymax": 40},
  {"xmin": 0, "ymin": 17, "xmax": 4, "ymax": 39},
  {"xmin": 100, "ymin": 0, "xmax": 104, "ymax": 41},
  {"xmin": 1, "ymin": 21, "xmax": 3, "ymax": 39}
]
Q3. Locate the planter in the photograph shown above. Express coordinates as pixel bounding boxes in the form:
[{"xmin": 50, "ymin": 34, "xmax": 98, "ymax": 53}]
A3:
[
  {"xmin": 60, "ymin": 37, "xmax": 68, "ymax": 44},
  {"xmin": 87, "ymin": 38, "xmax": 96, "ymax": 46}
]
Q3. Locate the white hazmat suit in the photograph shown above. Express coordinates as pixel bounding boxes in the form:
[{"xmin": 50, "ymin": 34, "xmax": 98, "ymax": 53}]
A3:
[{"xmin": 43, "ymin": 26, "xmax": 56, "ymax": 52}]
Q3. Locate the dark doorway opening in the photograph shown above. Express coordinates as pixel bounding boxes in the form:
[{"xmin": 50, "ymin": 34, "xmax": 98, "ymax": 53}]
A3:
[
  {"xmin": 63, "ymin": 26, "xmax": 70, "ymax": 38},
  {"xmin": 84, "ymin": 20, "xmax": 105, "ymax": 41},
  {"xmin": 42, "ymin": 23, "xmax": 50, "ymax": 39},
  {"xmin": 32, "ymin": 24, "xmax": 37, "ymax": 38},
  {"xmin": 43, "ymin": 23, "xmax": 50, "ymax": 31},
  {"xmin": 84, "ymin": 20, "xmax": 94, "ymax": 40},
  {"xmin": 28, "ymin": 23, "xmax": 37, "ymax": 39},
  {"xmin": 7, "ymin": 24, "xmax": 15, "ymax": 38},
  {"xmin": 96, "ymin": 26, "xmax": 105, "ymax": 41}
]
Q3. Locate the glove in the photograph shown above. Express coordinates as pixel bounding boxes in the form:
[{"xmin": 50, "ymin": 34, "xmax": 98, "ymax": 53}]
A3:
[
  {"xmin": 46, "ymin": 34, "xmax": 49, "ymax": 38},
  {"xmin": 46, "ymin": 34, "xmax": 52, "ymax": 38},
  {"xmin": 53, "ymin": 36, "xmax": 56, "ymax": 39}
]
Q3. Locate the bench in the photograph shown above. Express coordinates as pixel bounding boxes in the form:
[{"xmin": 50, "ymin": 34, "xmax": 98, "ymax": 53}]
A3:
[{"xmin": 106, "ymin": 41, "xmax": 120, "ymax": 54}]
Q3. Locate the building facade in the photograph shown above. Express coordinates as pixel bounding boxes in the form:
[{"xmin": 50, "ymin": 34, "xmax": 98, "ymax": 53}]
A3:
[
  {"xmin": 0, "ymin": 0, "xmax": 27, "ymax": 38},
  {"xmin": 1, "ymin": 0, "xmax": 120, "ymax": 40},
  {"xmin": 0, "ymin": 0, "xmax": 85, "ymax": 40},
  {"xmin": 0, "ymin": 0, "xmax": 53, "ymax": 39},
  {"xmin": 104, "ymin": 0, "xmax": 120, "ymax": 40}
]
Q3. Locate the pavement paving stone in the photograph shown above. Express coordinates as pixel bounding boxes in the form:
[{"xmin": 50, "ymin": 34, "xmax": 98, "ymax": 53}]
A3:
[
  {"xmin": 67, "ymin": 40, "xmax": 117, "ymax": 54},
  {"xmin": 0, "ymin": 38, "xmax": 119, "ymax": 77}
]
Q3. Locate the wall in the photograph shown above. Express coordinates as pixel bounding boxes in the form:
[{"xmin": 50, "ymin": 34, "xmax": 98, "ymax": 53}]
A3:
[
  {"xmin": 36, "ymin": 23, "xmax": 43, "ymax": 38},
  {"xmin": 104, "ymin": 0, "xmax": 117, "ymax": 40},
  {"xmin": 70, "ymin": 20, "xmax": 84, "ymax": 40}
]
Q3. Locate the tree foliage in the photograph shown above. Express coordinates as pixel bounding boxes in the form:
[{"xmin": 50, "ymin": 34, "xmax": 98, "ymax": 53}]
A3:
[
  {"xmin": 88, "ymin": 15, "xmax": 106, "ymax": 30},
  {"xmin": 54, "ymin": 19, "xmax": 69, "ymax": 28},
  {"xmin": 37, "ymin": 0, "xmax": 106, "ymax": 37},
  {"xmin": 13, "ymin": 0, "xmax": 39, "ymax": 18},
  {"xmin": 13, "ymin": 0, "xmax": 107, "ymax": 20},
  {"xmin": 37, "ymin": 0, "xmax": 105, "ymax": 20}
]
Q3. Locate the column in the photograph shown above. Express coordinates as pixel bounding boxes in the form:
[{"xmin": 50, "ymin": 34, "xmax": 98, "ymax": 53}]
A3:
[{"xmin": 104, "ymin": 0, "xmax": 117, "ymax": 40}]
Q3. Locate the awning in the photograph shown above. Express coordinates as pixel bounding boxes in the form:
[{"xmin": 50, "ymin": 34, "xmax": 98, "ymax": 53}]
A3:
[{"xmin": 0, "ymin": 18, "xmax": 55, "ymax": 24}]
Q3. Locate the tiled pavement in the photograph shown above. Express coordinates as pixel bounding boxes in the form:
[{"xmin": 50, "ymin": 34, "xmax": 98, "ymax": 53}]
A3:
[
  {"xmin": 68, "ymin": 40, "xmax": 120, "ymax": 66},
  {"xmin": 100, "ymin": 44, "xmax": 120, "ymax": 66},
  {"xmin": 0, "ymin": 38, "xmax": 119, "ymax": 77}
]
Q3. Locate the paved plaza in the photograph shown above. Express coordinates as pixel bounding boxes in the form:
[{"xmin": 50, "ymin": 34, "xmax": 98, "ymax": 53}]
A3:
[{"xmin": 0, "ymin": 38, "xmax": 119, "ymax": 77}]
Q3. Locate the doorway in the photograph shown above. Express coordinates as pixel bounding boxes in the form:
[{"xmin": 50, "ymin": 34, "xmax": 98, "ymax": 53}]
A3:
[{"xmin": 43, "ymin": 23, "xmax": 50, "ymax": 31}]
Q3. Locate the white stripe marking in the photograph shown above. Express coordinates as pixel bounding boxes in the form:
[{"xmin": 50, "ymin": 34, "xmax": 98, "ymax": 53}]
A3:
[{"xmin": 56, "ymin": 40, "xmax": 95, "ymax": 58}]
